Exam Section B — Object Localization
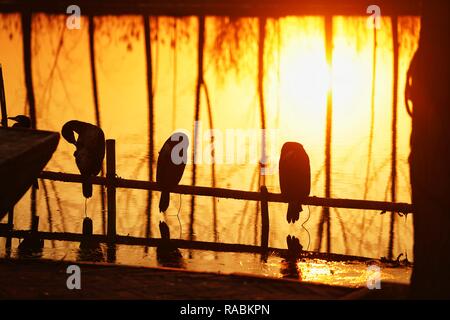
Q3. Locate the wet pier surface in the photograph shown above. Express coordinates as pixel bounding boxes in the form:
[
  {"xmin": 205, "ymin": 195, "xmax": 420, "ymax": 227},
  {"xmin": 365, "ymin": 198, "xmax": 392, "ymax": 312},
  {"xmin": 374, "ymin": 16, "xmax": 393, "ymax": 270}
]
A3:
[{"xmin": 0, "ymin": 258, "xmax": 408, "ymax": 299}]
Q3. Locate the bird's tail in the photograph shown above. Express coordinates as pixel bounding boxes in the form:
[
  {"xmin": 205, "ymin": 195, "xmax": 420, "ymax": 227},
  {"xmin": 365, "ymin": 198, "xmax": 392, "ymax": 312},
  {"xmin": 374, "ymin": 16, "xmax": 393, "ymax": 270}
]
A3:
[
  {"xmin": 287, "ymin": 202, "xmax": 303, "ymax": 223},
  {"xmin": 82, "ymin": 177, "xmax": 93, "ymax": 198},
  {"xmin": 159, "ymin": 191, "xmax": 170, "ymax": 213}
]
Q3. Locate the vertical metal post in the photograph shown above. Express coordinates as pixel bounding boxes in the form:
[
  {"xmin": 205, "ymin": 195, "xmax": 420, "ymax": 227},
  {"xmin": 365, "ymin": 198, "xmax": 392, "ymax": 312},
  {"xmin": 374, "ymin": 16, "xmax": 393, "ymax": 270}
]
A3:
[
  {"xmin": 31, "ymin": 215, "xmax": 39, "ymax": 232},
  {"xmin": 5, "ymin": 209, "xmax": 13, "ymax": 256},
  {"xmin": 260, "ymin": 186, "xmax": 269, "ymax": 261},
  {"xmin": 106, "ymin": 139, "xmax": 116, "ymax": 263},
  {"xmin": 106, "ymin": 139, "xmax": 116, "ymax": 241}
]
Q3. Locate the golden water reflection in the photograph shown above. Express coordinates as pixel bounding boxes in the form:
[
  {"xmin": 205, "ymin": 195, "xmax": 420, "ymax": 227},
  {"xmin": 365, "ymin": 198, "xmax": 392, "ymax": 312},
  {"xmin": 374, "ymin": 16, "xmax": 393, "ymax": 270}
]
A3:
[{"xmin": 0, "ymin": 14, "xmax": 420, "ymax": 283}]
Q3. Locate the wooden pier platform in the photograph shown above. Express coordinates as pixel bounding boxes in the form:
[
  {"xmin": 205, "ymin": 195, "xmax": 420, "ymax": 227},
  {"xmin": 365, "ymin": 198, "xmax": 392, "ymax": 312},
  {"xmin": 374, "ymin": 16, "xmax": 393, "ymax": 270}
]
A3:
[{"xmin": 0, "ymin": 258, "xmax": 409, "ymax": 300}]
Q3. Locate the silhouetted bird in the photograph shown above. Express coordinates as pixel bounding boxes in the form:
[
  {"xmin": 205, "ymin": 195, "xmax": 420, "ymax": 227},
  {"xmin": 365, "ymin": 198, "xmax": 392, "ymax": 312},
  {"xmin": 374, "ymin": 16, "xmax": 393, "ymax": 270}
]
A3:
[
  {"xmin": 8, "ymin": 115, "xmax": 39, "ymax": 189},
  {"xmin": 156, "ymin": 132, "xmax": 189, "ymax": 212},
  {"xmin": 279, "ymin": 142, "xmax": 310, "ymax": 223},
  {"xmin": 8, "ymin": 115, "xmax": 31, "ymax": 128},
  {"xmin": 62, "ymin": 120, "xmax": 105, "ymax": 198}
]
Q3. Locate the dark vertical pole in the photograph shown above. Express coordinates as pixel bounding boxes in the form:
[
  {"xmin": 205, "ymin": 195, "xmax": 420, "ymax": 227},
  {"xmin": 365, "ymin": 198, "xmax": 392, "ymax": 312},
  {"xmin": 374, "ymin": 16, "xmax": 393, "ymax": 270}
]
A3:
[
  {"xmin": 89, "ymin": 15, "xmax": 101, "ymax": 130},
  {"xmin": 0, "ymin": 64, "xmax": 7, "ymax": 127},
  {"xmin": 41, "ymin": 180, "xmax": 54, "ymax": 247},
  {"xmin": 204, "ymin": 84, "xmax": 218, "ymax": 242},
  {"xmin": 31, "ymin": 215, "xmax": 39, "ymax": 232},
  {"xmin": 258, "ymin": 17, "xmax": 267, "ymax": 187},
  {"xmin": 30, "ymin": 188, "xmax": 37, "ymax": 229},
  {"xmin": 260, "ymin": 186, "xmax": 269, "ymax": 261},
  {"xmin": 106, "ymin": 139, "xmax": 116, "ymax": 262},
  {"xmin": 254, "ymin": 17, "xmax": 267, "ymax": 246},
  {"xmin": 5, "ymin": 209, "xmax": 13, "ymax": 256},
  {"xmin": 359, "ymin": 22, "xmax": 377, "ymax": 253},
  {"xmin": 317, "ymin": 16, "xmax": 333, "ymax": 253},
  {"xmin": 190, "ymin": 16, "xmax": 205, "ymax": 241},
  {"xmin": 1, "ymin": 65, "xmax": 12, "ymax": 255},
  {"xmin": 106, "ymin": 139, "xmax": 116, "ymax": 240},
  {"xmin": 388, "ymin": 16, "xmax": 399, "ymax": 260},
  {"xmin": 21, "ymin": 12, "xmax": 36, "ymax": 129},
  {"xmin": 22, "ymin": 12, "xmax": 37, "ymax": 226},
  {"xmin": 7, "ymin": 211, "xmax": 13, "ymax": 230},
  {"xmin": 88, "ymin": 15, "xmax": 106, "ymax": 235},
  {"xmin": 144, "ymin": 15, "xmax": 154, "ymax": 240},
  {"xmin": 172, "ymin": 17, "xmax": 177, "ymax": 131}
]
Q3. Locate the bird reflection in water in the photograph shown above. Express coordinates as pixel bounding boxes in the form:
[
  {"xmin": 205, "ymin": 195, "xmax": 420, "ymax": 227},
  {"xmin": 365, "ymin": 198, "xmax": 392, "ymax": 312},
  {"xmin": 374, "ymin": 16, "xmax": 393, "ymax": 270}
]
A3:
[
  {"xmin": 280, "ymin": 235, "xmax": 303, "ymax": 280},
  {"xmin": 157, "ymin": 221, "xmax": 184, "ymax": 269},
  {"xmin": 77, "ymin": 217, "xmax": 104, "ymax": 262},
  {"xmin": 18, "ymin": 216, "xmax": 43, "ymax": 259}
]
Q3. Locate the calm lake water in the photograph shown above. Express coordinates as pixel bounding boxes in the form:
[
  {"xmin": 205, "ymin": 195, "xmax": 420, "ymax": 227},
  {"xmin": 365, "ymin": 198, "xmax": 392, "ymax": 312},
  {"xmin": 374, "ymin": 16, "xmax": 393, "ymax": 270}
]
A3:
[{"xmin": 0, "ymin": 14, "xmax": 419, "ymax": 286}]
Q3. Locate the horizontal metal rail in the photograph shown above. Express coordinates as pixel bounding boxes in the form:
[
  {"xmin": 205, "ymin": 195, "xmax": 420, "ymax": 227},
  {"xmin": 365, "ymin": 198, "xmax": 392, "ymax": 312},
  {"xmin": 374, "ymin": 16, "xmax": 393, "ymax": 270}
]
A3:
[
  {"xmin": 0, "ymin": 229, "xmax": 373, "ymax": 262},
  {"xmin": 39, "ymin": 170, "xmax": 413, "ymax": 214}
]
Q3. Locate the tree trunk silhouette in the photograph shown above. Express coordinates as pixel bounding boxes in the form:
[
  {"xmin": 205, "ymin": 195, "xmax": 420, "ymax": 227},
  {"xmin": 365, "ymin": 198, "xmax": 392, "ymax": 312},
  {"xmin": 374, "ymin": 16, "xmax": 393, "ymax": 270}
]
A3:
[
  {"xmin": 21, "ymin": 12, "xmax": 38, "ymax": 225},
  {"xmin": 88, "ymin": 15, "xmax": 106, "ymax": 235},
  {"xmin": 317, "ymin": 15, "xmax": 333, "ymax": 253},
  {"xmin": 144, "ymin": 15, "xmax": 154, "ymax": 240},
  {"xmin": 388, "ymin": 15, "xmax": 399, "ymax": 260},
  {"xmin": 409, "ymin": 1, "xmax": 450, "ymax": 299},
  {"xmin": 190, "ymin": 16, "xmax": 205, "ymax": 241}
]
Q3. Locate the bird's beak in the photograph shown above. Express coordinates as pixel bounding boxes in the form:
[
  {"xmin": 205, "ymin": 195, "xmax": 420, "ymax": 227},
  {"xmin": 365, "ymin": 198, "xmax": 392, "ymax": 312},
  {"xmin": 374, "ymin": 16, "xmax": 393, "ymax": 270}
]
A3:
[{"xmin": 7, "ymin": 117, "xmax": 16, "ymax": 120}]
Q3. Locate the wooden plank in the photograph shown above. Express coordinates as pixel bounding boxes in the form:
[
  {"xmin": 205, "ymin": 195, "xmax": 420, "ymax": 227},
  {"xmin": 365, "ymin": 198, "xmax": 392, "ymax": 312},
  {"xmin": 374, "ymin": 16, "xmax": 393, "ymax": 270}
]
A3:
[
  {"xmin": 0, "ymin": 129, "xmax": 59, "ymax": 219},
  {"xmin": 39, "ymin": 170, "xmax": 413, "ymax": 213},
  {"xmin": 0, "ymin": 0, "xmax": 422, "ymax": 16}
]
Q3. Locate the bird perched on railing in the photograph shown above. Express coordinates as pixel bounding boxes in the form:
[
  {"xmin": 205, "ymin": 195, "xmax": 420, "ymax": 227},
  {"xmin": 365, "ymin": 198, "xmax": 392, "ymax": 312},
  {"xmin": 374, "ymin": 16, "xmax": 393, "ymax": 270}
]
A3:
[
  {"xmin": 8, "ymin": 115, "xmax": 31, "ymax": 128},
  {"xmin": 8, "ymin": 114, "xmax": 39, "ymax": 189},
  {"xmin": 156, "ymin": 132, "xmax": 189, "ymax": 212},
  {"xmin": 62, "ymin": 120, "xmax": 105, "ymax": 198},
  {"xmin": 279, "ymin": 142, "xmax": 310, "ymax": 223}
]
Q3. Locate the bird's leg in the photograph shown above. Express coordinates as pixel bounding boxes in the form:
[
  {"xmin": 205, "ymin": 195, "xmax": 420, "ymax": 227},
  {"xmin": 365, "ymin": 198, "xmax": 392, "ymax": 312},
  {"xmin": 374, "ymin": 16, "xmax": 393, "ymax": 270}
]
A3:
[{"xmin": 176, "ymin": 193, "xmax": 182, "ymax": 238}]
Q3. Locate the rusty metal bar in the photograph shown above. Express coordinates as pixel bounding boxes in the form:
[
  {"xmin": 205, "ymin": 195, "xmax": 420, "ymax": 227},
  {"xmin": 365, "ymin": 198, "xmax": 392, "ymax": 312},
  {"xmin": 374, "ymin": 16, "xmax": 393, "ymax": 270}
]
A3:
[{"xmin": 39, "ymin": 170, "xmax": 413, "ymax": 213}]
